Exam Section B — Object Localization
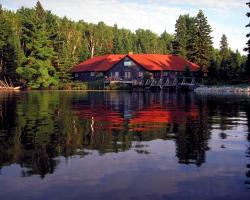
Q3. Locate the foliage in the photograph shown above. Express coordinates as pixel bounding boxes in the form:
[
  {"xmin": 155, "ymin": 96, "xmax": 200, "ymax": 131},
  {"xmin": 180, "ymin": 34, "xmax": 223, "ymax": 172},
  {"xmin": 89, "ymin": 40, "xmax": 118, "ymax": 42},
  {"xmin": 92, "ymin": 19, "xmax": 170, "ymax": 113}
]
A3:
[
  {"xmin": 173, "ymin": 10, "xmax": 247, "ymax": 84},
  {"xmin": 87, "ymin": 80, "xmax": 104, "ymax": 90},
  {"xmin": 105, "ymin": 83, "xmax": 131, "ymax": 90},
  {"xmin": 172, "ymin": 15, "xmax": 187, "ymax": 57},
  {"xmin": 244, "ymin": 2, "xmax": 250, "ymax": 77},
  {"xmin": 72, "ymin": 81, "xmax": 88, "ymax": 90},
  {"xmin": 0, "ymin": 2, "xmax": 248, "ymax": 87},
  {"xmin": 191, "ymin": 10, "xmax": 213, "ymax": 71}
]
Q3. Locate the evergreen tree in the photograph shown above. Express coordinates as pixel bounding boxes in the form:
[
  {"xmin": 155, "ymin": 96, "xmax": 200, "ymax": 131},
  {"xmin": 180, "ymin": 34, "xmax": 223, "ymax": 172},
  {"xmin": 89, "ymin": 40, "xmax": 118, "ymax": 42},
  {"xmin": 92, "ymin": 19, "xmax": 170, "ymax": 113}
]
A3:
[
  {"xmin": 17, "ymin": 2, "xmax": 58, "ymax": 88},
  {"xmin": 219, "ymin": 34, "xmax": 230, "ymax": 79},
  {"xmin": 135, "ymin": 29, "xmax": 158, "ymax": 53},
  {"xmin": 159, "ymin": 31, "xmax": 173, "ymax": 54},
  {"xmin": 220, "ymin": 34, "xmax": 229, "ymax": 57},
  {"xmin": 35, "ymin": 1, "xmax": 45, "ymax": 22},
  {"xmin": 0, "ymin": 5, "xmax": 21, "ymax": 82},
  {"xmin": 185, "ymin": 15, "xmax": 196, "ymax": 60},
  {"xmin": 112, "ymin": 24, "xmax": 121, "ymax": 54},
  {"xmin": 244, "ymin": 2, "xmax": 250, "ymax": 78},
  {"xmin": 191, "ymin": 10, "xmax": 213, "ymax": 72},
  {"xmin": 209, "ymin": 48, "xmax": 221, "ymax": 80},
  {"xmin": 120, "ymin": 29, "xmax": 133, "ymax": 54},
  {"xmin": 172, "ymin": 15, "xmax": 187, "ymax": 57},
  {"xmin": 0, "ymin": 1, "xmax": 247, "ymax": 85}
]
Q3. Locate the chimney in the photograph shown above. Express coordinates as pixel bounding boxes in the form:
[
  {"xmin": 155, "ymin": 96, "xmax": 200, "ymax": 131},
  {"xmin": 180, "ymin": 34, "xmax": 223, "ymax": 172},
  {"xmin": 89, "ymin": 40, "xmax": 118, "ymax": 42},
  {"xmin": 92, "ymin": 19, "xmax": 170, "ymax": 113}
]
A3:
[{"xmin": 128, "ymin": 52, "xmax": 133, "ymax": 55}]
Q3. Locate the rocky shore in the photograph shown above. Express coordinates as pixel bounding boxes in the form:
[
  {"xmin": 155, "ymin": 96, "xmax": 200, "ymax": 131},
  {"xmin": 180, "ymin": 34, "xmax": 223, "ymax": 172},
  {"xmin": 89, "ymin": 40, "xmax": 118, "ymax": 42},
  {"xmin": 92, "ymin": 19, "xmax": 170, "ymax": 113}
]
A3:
[{"xmin": 194, "ymin": 86, "xmax": 250, "ymax": 94}]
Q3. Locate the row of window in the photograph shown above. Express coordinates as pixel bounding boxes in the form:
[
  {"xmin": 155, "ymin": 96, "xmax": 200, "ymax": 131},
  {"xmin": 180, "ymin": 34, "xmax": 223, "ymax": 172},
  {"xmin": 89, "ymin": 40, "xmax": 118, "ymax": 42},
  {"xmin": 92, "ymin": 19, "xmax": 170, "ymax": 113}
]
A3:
[
  {"xmin": 75, "ymin": 72, "xmax": 104, "ymax": 77},
  {"xmin": 75, "ymin": 71, "xmax": 192, "ymax": 78}
]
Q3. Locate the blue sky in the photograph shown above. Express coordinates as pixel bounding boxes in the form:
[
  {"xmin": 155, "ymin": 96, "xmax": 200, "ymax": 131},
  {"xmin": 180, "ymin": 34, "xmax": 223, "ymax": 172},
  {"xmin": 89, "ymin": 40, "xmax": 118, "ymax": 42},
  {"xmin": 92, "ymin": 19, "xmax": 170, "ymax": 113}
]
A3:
[{"xmin": 1, "ymin": 0, "xmax": 248, "ymax": 54}]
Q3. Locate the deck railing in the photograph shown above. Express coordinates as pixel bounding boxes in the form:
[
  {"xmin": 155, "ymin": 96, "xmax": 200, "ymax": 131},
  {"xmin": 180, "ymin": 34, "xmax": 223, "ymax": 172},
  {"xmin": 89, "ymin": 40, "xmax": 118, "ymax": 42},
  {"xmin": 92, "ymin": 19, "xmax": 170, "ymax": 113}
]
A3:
[{"xmin": 104, "ymin": 77, "xmax": 200, "ymax": 90}]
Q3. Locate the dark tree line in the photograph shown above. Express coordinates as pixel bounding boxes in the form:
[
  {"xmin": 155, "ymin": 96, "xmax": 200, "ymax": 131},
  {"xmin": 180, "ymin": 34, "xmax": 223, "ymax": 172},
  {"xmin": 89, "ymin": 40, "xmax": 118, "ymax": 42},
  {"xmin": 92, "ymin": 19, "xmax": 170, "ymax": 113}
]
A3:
[
  {"xmin": 245, "ymin": 2, "xmax": 250, "ymax": 79},
  {"xmin": 173, "ymin": 11, "xmax": 247, "ymax": 84},
  {"xmin": 0, "ymin": 1, "xmax": 248, "ymax": 88}
]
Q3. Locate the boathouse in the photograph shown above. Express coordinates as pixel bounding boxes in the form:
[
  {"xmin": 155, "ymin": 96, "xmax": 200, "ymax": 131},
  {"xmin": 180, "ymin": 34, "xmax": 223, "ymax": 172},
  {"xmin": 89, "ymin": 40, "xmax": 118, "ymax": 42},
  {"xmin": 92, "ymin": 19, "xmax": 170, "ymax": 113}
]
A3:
[{"xmin": 72, "ymin": 53, "xmax": 201, "ymax": 83}]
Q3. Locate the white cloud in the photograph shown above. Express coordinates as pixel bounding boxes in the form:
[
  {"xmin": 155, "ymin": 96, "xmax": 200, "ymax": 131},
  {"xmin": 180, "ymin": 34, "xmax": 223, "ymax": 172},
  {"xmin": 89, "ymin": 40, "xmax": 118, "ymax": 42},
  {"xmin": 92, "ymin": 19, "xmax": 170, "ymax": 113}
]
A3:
[
  {"xmin": 157, "ymin": 0, "xmax": 245, "ymax": 10},
  {"xmin": 2, "ymin": 0, "xmax": 248, "ymax": 54}
]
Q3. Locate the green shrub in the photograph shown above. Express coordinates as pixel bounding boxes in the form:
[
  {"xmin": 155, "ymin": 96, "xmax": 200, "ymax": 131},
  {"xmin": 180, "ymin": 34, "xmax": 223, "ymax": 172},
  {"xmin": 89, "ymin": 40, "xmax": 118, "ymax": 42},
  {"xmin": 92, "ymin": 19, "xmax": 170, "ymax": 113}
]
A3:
[
  {"xmin": 105, "ymin": 83, "xmax": 131, "ymax": 90},
  {"xmin": 72, "ymin": 81, "xmax": 88, "ymax": 90},
  {"xmin": 58, "ymin": 82, "xmax": 73, "ymax": 90}
]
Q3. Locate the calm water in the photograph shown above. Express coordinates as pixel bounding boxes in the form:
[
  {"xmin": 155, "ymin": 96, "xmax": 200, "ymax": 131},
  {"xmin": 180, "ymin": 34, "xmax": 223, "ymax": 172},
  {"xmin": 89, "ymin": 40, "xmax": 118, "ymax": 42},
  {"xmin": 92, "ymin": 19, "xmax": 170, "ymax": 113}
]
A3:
[{"xmin": 0, "ymin": 91, "xmax": 250, "ymax": 200}]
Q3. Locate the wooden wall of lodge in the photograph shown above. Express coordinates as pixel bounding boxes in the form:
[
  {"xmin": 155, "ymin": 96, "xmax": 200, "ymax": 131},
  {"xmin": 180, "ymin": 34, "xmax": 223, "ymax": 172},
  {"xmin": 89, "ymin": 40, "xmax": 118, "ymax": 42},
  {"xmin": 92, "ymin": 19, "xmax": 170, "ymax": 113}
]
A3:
[{"xmin": 73, "ymin": 57, "xmax": 199, "ymax": 82}]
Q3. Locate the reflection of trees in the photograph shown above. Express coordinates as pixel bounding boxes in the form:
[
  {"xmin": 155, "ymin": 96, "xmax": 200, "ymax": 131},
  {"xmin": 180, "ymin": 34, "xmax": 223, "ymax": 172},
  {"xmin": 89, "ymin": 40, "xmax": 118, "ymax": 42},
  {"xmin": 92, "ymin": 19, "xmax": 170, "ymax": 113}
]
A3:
[
  {"xmin": 196, "ymin": 95, "xmax": 250, "ymax": 187},
  {"xmin": 0, "ymin": 91, "xmax": 212, "ymax": 177},
  {"xmin": 0, "ymin": 92, "xmax": 89, "ymax": 178},
  {"xmin": 245, "ymin": 101, "xmax": 250, "ymax": 188},
  {"xmin": 172, "ymin": 93, "xmax": 210, "ymax": 166}
]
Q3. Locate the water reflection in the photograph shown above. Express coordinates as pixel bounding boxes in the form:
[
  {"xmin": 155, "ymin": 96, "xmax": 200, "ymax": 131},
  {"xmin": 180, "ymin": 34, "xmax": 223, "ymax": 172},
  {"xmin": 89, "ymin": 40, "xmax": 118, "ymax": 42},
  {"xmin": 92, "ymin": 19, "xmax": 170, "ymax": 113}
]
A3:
[
  {"xmin": 0, "ymin": 91, "xmax": 209, "ymax": 177},
  {"xmin": 0, "ymin": 91, "xmax": 250, "ymax": 199},
  {"xmin": 245, "ymin": 101, "xmax": 250, "ymax": 189}
]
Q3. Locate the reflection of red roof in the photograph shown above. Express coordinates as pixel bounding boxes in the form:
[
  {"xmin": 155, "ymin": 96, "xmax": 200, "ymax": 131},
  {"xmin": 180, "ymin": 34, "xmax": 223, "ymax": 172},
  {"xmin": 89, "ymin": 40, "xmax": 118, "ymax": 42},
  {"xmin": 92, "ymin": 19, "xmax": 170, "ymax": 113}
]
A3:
[
  {"xmin": 129, "ymin": 105, "xmax": 198, "ymax": 131},
  {"xmin": 71, "ymin": 54, "xmax": 200, "ymax": 72},
  {"xmin": 72, "ymin": 54, "xmax": 125, "ymax": 72},
  {"xmin": 73, "ymin": 104, "xmax": 199, "ymax": 132},
  {"xmin": 74, "ymin": 105, "xmax": 124, "ymax": 130}
]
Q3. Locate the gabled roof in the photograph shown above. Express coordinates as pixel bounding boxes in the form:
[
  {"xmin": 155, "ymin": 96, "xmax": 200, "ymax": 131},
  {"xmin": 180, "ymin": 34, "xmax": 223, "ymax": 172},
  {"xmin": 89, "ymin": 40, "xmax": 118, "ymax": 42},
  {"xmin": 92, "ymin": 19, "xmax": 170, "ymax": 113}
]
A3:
[
  {"xmin": 72, "ymin": 54, "xmax": 200, "ymax": 72},
  {"xmin": 72, "ymin": 54, "xmax": 125, "ymax": 72},
  {"xmin": 128, "ymin": 54, "xmax": 200, "ymax": 71}
]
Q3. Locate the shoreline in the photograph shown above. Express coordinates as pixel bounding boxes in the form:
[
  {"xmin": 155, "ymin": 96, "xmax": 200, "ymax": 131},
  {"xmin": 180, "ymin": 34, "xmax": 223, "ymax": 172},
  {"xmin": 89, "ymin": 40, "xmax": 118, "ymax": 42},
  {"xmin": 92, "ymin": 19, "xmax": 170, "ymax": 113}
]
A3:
[
  {"xmin": 194, "ymin": 85, "xmax": 250, "ymax": 95},
  {"xmin": 1, "ymin": 85, "xmax": 250, "ymax": 94}
]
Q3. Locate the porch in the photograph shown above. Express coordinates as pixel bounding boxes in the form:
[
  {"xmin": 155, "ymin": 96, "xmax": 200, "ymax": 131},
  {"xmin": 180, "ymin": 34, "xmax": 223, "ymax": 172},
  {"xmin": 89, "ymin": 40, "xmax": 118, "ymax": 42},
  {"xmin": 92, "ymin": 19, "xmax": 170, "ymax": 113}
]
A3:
[{"xmin": 104, "ymin": 77, "xmax": 201, "ymax": 91}]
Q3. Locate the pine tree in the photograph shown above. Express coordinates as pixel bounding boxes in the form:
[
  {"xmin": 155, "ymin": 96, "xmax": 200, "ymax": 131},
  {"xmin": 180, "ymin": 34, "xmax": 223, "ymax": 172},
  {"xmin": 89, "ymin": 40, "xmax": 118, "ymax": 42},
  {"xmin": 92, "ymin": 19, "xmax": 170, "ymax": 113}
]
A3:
[
  {"xmin": 17, "ymin": 3, "xmax": 58, "ymax": 88},
  {"xmin": 120, "ymin": 29, "xmax": 132, "ymax": 54},
  {"xmin": 219, "ymin": 34, "xmax": 230, "ymax": 79},
  {"xmin": 244, "ymin": 2, "xmax": 250, "ymax": 78},
  {"xmin": 191, "ymin": 10, "xmax": 213, "ymax": 72},
  {"xmin": 35, "ymin": 1, "xmax": 45, "ymax": 23},
  {"xmin": 0, "ymin": 5, "xmax": 21, "ymax": 82},
  {"xmin": 159, "ymin": 31, "xmax": 173, "ymax": 54},
  {"xmin": 185, "ymin": 15, "xmax": 196, "ymax": 60},
  {"xmin": 220, "ymin": 34, "xmax": 229, "ymax": 57},
  {"xmin": 172, "ymin": 15, "xmax": 187, "ymax": 57},
  {"xmin": 112, "ymin": 24, "xmax": 121, "ymax": 54}
]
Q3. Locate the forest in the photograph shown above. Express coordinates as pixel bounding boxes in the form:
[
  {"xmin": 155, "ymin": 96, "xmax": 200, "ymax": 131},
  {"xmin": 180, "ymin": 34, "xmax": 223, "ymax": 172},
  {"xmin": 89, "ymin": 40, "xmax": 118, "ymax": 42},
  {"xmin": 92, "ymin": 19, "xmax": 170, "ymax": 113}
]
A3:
[{"xmin": 0, "ymin": 1, "xmax": 249, "ymax": 89}]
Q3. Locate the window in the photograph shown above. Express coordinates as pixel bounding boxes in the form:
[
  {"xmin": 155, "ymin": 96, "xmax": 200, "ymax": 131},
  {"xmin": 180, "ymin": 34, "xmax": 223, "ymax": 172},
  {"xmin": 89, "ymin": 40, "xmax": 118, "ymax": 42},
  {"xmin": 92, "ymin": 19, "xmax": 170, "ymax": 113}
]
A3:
[
  {"xmin": 115, "ymin": 72, "xmax": 119, "ymax": 77},
  {"xmin": 125, "ymin": 71, "xmax": 131, "ymax": 79},
  {"xmin": 154, "ymin": 72, "xmax": 160, "ymax": 77},
  {"xmin": 124, "ymin": 61, "xmax": 132, "ymax": 67},
  {"xmin": 96, "ymin": 72, "xmax": 103, "ymax": 77},
  {"xmin": 138, "ymin": 72, "xmax": 143, "ymax": 77},
  {"xmin": 90, "ymin": 72, "xmax": 95, "ymax": 76},
  {"xmin": 75, "ymin": 73, "xmax": 79, "ymax": 78},
  {"xmin": 163, "ymin": 71, "xmax": 169, "ymax": 76}
]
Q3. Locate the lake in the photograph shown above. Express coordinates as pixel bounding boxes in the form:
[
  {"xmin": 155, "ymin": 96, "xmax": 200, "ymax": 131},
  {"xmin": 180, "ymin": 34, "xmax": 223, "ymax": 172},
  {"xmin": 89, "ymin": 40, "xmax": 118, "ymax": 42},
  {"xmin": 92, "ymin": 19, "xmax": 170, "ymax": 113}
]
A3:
[{"xmin": 0, "ymin": 91, "xmax": 250, "ymax": 200}]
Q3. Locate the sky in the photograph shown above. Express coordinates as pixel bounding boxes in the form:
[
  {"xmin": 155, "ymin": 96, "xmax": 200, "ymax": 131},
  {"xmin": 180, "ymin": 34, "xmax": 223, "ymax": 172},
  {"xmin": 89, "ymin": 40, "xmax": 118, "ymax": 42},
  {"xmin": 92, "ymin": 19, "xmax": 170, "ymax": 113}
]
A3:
[{"xmin": 1, "ymin": 0, "xmax": 249, "ymax": 54}]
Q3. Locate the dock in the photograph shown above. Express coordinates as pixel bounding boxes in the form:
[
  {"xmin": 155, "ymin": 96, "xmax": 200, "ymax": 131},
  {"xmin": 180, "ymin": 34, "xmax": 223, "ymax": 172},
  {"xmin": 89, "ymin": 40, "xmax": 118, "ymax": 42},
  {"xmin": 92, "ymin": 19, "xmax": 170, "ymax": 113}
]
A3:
[{"xmin": 104, "ymin": 77, "xmax": 200, "ymax": 91}]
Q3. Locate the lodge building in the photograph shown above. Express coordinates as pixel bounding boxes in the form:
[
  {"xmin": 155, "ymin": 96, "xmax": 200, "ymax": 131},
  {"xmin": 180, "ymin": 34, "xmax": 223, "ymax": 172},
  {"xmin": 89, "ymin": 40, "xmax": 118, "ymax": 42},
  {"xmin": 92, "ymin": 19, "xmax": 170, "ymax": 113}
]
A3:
[{"xmin": 71, "ymin": 53, "xmax": 201, "ymax": 82}]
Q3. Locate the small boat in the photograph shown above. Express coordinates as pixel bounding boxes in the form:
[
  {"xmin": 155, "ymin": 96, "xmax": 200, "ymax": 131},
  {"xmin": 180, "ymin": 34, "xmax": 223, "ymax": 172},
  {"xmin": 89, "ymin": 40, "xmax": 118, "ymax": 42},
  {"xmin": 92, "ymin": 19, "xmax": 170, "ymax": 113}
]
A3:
[{"xmin": 0, "ymin": 79, "xmax": 21, "ymax": 91}]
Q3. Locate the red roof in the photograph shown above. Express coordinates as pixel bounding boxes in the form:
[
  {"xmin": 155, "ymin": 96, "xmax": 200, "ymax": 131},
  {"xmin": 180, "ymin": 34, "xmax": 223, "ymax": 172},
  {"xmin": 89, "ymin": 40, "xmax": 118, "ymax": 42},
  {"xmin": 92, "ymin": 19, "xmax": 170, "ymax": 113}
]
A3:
[
  {"xmin": 72, "ymin": 54, "xmax": 200, "ymax": 72},
  {"xmin": 72, "ymin": 54, "xmax": 125, "ymax": 72},
  {"xmin": 129, "ymin": 54, "xmax": 200, "ymax": 71}
]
